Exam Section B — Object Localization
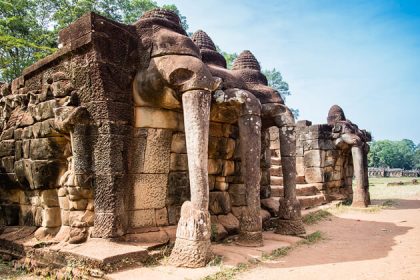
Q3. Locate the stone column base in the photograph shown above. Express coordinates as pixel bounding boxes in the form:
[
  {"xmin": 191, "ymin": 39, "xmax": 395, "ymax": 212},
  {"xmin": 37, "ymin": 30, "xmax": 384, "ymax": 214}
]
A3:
[
  {"xmin": 236, "ymin": 231, "xmax": 263, "ymax": 247},
  {"xmin": 169, "ymin": 238, "xmax": 212, "ymax": 268},
  {"xmin": 275, "ymin": 219, "xmax": 306, "ymax": 236}
]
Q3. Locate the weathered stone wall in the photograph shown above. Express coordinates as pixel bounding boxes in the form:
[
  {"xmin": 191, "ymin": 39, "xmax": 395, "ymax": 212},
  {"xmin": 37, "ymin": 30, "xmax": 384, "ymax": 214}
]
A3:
[
  {"xmin": 268, "ymin": 120, "xmax": 354, "ymax": 202},
  {"xmin": 368, "ymin": 168, "xmax": 420, "ymax": 177},
  {"xmin": 296, "ymin": 121, "xmax": 353, "ymax": 199},
  {"xmin": 0, "ymin": 13, "xmax": 138, "ymax": 240},
  {"xmin": 127, "ymin": 102, "xmax": 243, "ymax": 236}
]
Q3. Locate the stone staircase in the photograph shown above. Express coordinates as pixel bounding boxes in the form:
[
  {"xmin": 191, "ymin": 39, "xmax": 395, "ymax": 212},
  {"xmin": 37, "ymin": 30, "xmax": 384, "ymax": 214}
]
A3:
[{"xmin": 270, "ymin": 156, "xmax": 327, "ymax": 209}]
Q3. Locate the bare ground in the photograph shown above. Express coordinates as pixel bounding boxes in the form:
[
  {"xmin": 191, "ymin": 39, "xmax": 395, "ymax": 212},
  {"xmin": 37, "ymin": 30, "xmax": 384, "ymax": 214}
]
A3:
[{"xmin": 240, "ymin": 179, "xmax": 420, "ymax": 280}]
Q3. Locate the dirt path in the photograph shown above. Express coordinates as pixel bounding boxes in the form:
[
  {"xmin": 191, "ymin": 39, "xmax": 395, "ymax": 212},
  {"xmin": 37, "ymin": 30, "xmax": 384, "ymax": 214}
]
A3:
[{"xmin": 240, "ymin": 197, "xmax": 420, "ymax": 280}]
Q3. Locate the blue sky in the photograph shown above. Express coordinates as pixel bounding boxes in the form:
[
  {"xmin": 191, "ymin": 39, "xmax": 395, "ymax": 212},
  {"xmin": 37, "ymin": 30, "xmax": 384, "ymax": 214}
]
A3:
[{"xmin": 156, "ymin": 0, "xmax": 420, "ymax": 143}]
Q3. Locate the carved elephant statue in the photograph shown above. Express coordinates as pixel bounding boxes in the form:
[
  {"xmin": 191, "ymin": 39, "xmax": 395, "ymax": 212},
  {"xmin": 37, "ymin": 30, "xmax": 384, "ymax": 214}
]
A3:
[{"xmin": 328, "ymin": 105, "xmax": 371, "ymax": 207}]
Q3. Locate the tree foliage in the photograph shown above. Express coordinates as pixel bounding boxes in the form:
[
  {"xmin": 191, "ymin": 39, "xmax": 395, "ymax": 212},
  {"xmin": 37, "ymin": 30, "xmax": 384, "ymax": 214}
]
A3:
[
  {"xmin": 0, "ymin": 0, "xmax": 187, "ymax": 82},
  {"xmin": 368, "ymin": 139, "xmax": 419, "ymax": 169}
]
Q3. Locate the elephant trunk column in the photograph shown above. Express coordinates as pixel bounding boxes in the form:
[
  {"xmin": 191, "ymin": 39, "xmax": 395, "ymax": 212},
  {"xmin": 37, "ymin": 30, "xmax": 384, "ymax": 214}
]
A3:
[
  {"xmin": 237, "ymin": 113, "xmax": 263, "ymax": 246},
  {"xmin": 169, "ymin": 90, "xmax": 212, "ymax": 267},
  {"xmin": 351, "ymin": 145, "xmax": 369, "ymax": 207},
  {"xmin": 275, "ymin": 115, "xmax": 305, "ymax": 235}
]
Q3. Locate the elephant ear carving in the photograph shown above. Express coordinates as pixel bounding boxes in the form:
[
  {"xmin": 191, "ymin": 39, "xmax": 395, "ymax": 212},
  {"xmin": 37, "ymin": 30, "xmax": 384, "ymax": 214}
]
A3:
[{"xmin": 169, "ymin": 68, "xmax": 195, "ymax": 86}]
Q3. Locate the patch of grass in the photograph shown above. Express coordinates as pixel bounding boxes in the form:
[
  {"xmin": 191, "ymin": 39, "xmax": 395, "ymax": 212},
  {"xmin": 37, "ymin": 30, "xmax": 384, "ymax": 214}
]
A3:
[
  {"xmin": 0, "ymin": 258, "xmax": 28, "ymax": 279},
  {"xmin": 207, "ymin": 255, "xmax": 223, "ymax": 267},
  {"xmin": 298, "ymin": 231, "xmax": 326, "ymax": 245},
  {"xmin": 202, "ymin": 263, "xmax": 249, "ymax": 280},
  {"xmin": 143, "ymin": 244, "xmax": 174, "ymax": 266},
  {"xmin": 303, "ymin": 210, "xmax": 332, "ymax": 225},
  {"xmin": 382, "ymin": 199, "xmax": 396, "ymax": 207},
  {"xmin": 261, "ymin": 246, "xmax": 292, "ymax": 261}
]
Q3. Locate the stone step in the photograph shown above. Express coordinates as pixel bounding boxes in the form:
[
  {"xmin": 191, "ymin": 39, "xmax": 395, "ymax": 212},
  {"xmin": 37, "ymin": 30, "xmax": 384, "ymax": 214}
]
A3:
[
  {"xmin": 271, "ymin": 157, "xmax": 281, "ymax": 165},
  {"xmin": 296, "ymin": 184, "xmax": 320, "ymax": 196},
  {"xmin": 296, "ymin": 175, "xmax": 306, "ymax": 184},
  {"xmin": 269, "ymin": 165, "xmax": 283, "ymax": 177},
  {"xmin": 270, "ymin": 184, "xmax": 320, "ymax": 198},
  {"xmin": 297, "ymin": 194, "xmax": 327, "ymax": 209},
  {"xmin": 270, "ymin": 185, "xmax": 284, "ymax": 197},
  {"xmin": 270, "ymin": 176, "xmax": 283, "ymax": 186}
]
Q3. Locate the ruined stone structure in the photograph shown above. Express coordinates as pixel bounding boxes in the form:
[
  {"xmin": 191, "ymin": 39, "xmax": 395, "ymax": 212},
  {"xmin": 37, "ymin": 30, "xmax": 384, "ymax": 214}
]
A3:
[
  {"xmin": 0, "ymin": 9, "xmax": 305, "ymax": 268},
  {"xmin": 368, "ymin": 168, "xmax": 420, "ymax": 177},
  {"xmin": 269, "ymin": 105, "xmax": 371, "ymax": 208}
]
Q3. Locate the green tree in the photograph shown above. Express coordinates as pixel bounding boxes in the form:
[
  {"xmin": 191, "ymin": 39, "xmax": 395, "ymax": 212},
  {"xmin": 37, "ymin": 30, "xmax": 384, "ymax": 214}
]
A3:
[
  {"xmin": 414, "ymin": 144, "xmax": 420, "ymax": 169},
  {"xmin": 0, "ymin": 0, "xmax": 56, "ymax": 82},
  {"xmin": 368, "ymin": 139, "xmax": 417, "ymax": 169},
  {"xmin": 0, "ymin": 0, "xmax": 187, "ymax": 82}
]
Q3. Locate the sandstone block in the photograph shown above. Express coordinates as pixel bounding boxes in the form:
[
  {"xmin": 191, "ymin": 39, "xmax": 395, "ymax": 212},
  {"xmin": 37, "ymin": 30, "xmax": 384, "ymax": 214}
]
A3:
[
  {"xmin": 304, "ymin": 150, "xmax": 325, "ymax": 167},
  {"xmin": 143, "ymin": 128, "xmax": 171, "ymax": 174},
  {"xmin": 0, "ymin": 128, "xmax": 14, "ymax": 140},
  {"xmin": 261, "ymin": 198, "xmax": 279, "ymax": 217},
  {"xmin": 167, "ymin": 172, "xmax": 190, "ymax": 206},
  {"xmin": 155, "ymin": 207, "xmax": 168, "ymax": 226},
  {"xmin": 69, "ymin": 199, "xmax": 88, "ymax": 210},
  {"xmin": 305, "ymin": 167, "xmax": 324, "ymax": 183},
  {"xmin": 135, "ymin": 106, "xmax": 184, "ymax": 131},
  {"xmin": 31, "ymin": 119, "xmax": 60, "ymax": 138},
  {"xmin": 41, "ymin": 189, "xmax": 59, "ymax": 207},
  {"xmin": 29, "ymin": 137, "xmax": 69, "ymax": 160},
  {"xmin": 217, "ymin": 213, "xmax": 239, "ymax": 234},
  {"xmin": 167, "ymin": 205, "xmax": 181, "ymax": 225},
  {"xmin": 81, "ymin": 210, "xmax": 94, "ymax": 226},
  {"xmin": 133, "ymin": 174, "xmax": 168, "ymax": 209},
  {"xmin": 14, "ymin": 128, "xmax": 23, "ymax": 140},
  {"xmin": 59, "ymin": 196, "xmax": 69, "ymax": 210},
  {"xmin": 60, "ymin": 209, "xmax": 70, "ymax": 226},
  {"xmin": 214, "ymin": 181, "xmax": 228, "ymax": 191},
  {"xmin": 30, "ymin": 100, "xmax": 57, "ymax": 121},
  {"xmin": 208, "ymin": 159, "xmax": 223, "ymax": 175},
  {"xmin": 209, "ymin": 191, "xmax": 231, "ymax": 215},
  {"xmin": 130, "ymin": 209, "xmax": 156, "ymax": 228},
  {"xmin": 208, "ymin": 175, "xmax": 215, "ymax": 191},
  {"xmin": 69, "ymin": 210, "xmax": 85, "ymax": 225},
  {"xmin": 170, "ymin": 153, "xmax": 188, "ymax": 171},
  {"xmin": 15, "ymin": 140, "xmax": 22, "ymax": 160},
  {"xmin": 0, "ymin": 140, "xmax": 15, "ymax": 157},
  {"xmin": 296, "ymin": 156, "xmax": 305, "ymax": 176},
  {"xmin": 260, "ymin": 209, "xmax": 271, "ymax": 223},
  {"xmin": 42, "ymin": 207, "xmax": 61, "ymax": 228},
  {"xmin": 128, "ymin": 130, "xmax": 147, "ymax": 174},
  {"xmin": 211, "ymin": 223, "xmax": 228, "ymax": 241},
  {"xmin": 209, "ymin": 122, "xmax": 223, "ymax": 137},
  {"xmin": 170, "ymin": 133, "xmax": 186, "ymax": 153},
  {"xmin": 1, "ymin": 156, "xmax": 15, "ymax": 173},
  {"xmin": 222, "ymin": 160, "xmax": 235, "ymax": 176},
  {"xmin": 22, "ymin": 139, "xmax": 30, "ymax": 158}
]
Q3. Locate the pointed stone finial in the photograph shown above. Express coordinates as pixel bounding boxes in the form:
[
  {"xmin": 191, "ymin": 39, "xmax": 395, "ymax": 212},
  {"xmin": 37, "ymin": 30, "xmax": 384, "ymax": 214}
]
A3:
[
  {"xmin": 136, "ymin": 8, "xmax": 186, "ymax": 35},
  {"xmin": 327, "ymin": 105, "xmax": 346, "ymax": 125},
  {"xmin": 232, "ymin": 50, "xmax": 261, "ymax": 71},
  {"xmin": 141, "ymin": 8, "xmax": 181, "ymax": 26},
  {"xmin": 191, "ymin": 30, "xmax": 217, "ymax": 51},
  {"xmin": 191, "ymin": 30, "xmax": 226, "ymax": 68}
]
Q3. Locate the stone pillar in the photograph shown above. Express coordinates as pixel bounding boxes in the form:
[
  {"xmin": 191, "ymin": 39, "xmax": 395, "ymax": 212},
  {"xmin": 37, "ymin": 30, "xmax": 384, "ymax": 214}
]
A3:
[
  {"xmin": 237, "ymin": 114, "xmax": 263, "ymax": 246},
  {"xmin": 363, "ymin": 144, "xmax": 371, "ymax": 205},
  {"xmin": 169, "ymin": 90, "xmax": 212, "ymax": 267},
  {"xmin": 275, "ymin": 124, "xmax": 306, "ymax": 235},
  {"xmin": 351, "ymin": 146, "xmax": 369, "ymax": 207}
]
